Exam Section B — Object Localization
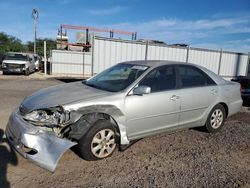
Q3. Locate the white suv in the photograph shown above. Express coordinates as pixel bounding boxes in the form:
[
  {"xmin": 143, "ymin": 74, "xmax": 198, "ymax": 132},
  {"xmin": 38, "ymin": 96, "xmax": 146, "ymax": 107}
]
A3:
[{"xmin": 2, "ymin": 52, "xmax": 36, "ymax": 75}]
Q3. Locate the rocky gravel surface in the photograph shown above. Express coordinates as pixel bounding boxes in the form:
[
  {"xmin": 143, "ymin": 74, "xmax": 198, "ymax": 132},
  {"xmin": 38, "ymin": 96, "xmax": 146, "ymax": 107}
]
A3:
[{"xmin": 0, "ymin": 76, "xmax": 249, "ymax": 188}]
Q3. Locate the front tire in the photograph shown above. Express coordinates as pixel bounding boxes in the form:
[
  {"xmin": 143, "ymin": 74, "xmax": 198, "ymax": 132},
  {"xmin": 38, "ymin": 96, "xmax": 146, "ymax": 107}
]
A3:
[
  {"xmin": 77, "ymin": 120, "xmax": 117, "ymax": 161},
  {"xmin": 205, "ymin": 104, "xmax": 226, "ymax": 133},
  {"xmin": 25, "ymin": 68, "xmax": 29, "ymax": 76}
]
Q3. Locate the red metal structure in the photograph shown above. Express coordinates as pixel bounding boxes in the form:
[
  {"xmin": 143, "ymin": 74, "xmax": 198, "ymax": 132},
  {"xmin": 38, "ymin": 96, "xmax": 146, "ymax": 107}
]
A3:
[
  {"xmin": 58, "ymin": 24, "xmax": 137, "ymax": 51},
  {"xmin": 61, "ymin": 24, "xmax": 137, "ymax": 40}
]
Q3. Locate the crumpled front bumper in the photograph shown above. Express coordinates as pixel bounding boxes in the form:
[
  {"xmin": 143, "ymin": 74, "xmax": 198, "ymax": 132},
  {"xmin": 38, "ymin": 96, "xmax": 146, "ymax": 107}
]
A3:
[{"xmin": 5, "ymin": 109, "xmax": 77, "ymax": 172}]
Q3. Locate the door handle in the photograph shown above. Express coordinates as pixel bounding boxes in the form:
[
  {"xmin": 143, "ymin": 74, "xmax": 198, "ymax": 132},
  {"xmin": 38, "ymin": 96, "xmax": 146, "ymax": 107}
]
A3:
[{"xmin": 170, "ymin": 95, "xmax": 180, "ymax": 101}]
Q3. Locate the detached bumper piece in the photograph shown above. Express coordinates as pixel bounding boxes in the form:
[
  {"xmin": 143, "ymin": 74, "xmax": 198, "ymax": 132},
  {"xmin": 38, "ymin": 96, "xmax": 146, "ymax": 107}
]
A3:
[{"xmin": 5, "ymin": 109, "xmax": 77, "ymax": 172}]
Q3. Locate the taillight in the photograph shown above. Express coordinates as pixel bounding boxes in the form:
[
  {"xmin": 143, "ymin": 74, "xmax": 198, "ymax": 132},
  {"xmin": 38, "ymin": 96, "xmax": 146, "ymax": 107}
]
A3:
[{"xmin": 240, "ymin": 84, "xmax": 244, "ymax": 92}]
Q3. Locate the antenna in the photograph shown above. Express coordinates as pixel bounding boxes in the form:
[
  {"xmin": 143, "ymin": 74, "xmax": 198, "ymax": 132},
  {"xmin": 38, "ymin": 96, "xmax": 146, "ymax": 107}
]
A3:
[{"xmin": 32, "ymin": 8, "xmax": 39, "ymax": 54}]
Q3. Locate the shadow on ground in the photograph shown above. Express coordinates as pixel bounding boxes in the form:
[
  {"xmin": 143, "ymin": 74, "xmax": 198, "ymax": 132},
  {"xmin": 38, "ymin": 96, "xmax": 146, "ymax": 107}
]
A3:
[
  {"xmin": 2, "ymin": 72, "xmax": 25, "ymax": 76},
  {"xmin": 0, "ymin": 129, "xmax": 18, "ymax": 188}
]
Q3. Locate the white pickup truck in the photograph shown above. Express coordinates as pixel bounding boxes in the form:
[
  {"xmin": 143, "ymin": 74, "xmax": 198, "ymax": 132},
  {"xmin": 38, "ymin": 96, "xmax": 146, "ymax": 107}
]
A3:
[{"xmin": 2, "ymin": 52, "xmax": 36, "ymax": 75}]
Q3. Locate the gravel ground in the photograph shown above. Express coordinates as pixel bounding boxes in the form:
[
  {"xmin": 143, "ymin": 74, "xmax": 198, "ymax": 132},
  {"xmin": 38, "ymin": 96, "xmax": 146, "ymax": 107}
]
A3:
[{"xmin": 0, "ymin": 74, "xmax": 249, "ymax": 188}]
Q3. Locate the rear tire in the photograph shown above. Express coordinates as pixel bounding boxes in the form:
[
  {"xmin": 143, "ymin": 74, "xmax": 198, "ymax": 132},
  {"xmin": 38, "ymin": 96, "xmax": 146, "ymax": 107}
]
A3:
[
  {"xmin": 77, "ymin": 120, "xmax": 117, "ymax": 161},
  {"xmin": 205, "ymin": 104, "xmax": 226, "ymax": 133}
]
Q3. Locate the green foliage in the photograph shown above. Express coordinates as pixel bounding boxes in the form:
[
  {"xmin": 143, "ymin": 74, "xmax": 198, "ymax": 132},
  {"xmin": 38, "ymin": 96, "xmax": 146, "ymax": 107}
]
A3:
[
  {"xmin": 26, "ymin": 38, "xmax": 56, "ymax": 57},
  {"xmin": 0, "ymin": 32, "xmax": 56, "ymax": 57},
  {"xmin": 0, "ymin": 32, "xmax": 27, "ymax": 54}
]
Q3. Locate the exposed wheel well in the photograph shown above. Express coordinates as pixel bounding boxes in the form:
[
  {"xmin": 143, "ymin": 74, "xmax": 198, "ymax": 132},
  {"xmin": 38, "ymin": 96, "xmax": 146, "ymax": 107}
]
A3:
[
  {"xmin": 66, "ymin": 112, "xmax": 121, "ymax": 144},
  {"xmin": 219, "ymin": 102, "xmax": 229, "ymax": 117},
  {"xmin": 103, "ymin": 113, "xmax": 121, "ymax": 143}
]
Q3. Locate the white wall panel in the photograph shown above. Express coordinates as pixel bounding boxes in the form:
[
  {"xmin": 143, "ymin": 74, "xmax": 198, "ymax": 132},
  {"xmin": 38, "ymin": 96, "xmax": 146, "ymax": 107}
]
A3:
[
  {"xmin": 188, "ymin": 49, "xmax": 221, "ymax": 74},
  {"xmin": 147, "ymin": 46, "xmax": 187, "ymax": 62},
  {"xmin": 93, "ymin": 38, "xmax": 146, "ymax": 74},
  {"xmin": 52, "ymin": 50, "xmax": 91, "ymax": 76},
  {"xmin": 220, "ymin": 53, "xmax": 249, "ymax": 77}
]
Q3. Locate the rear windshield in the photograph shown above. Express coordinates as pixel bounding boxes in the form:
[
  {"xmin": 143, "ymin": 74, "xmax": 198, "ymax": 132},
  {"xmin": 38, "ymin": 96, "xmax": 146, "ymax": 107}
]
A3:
[{"xmin": 5, "ymin": 53, "xmax": 28, "ymax": 61}]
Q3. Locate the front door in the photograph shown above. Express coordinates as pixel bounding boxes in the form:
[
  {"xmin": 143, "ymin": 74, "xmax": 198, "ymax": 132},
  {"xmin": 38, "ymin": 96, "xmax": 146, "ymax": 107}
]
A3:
[{"xmin": 125, "ymin": 65, "xmax": 181, "ymax": 140}]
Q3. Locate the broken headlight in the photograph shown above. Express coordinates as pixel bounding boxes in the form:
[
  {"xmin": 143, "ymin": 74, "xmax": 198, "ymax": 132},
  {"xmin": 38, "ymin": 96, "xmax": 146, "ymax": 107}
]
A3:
[{"xmin": 23, "ymin": 107, "xmax": 69, "ymax": 127}]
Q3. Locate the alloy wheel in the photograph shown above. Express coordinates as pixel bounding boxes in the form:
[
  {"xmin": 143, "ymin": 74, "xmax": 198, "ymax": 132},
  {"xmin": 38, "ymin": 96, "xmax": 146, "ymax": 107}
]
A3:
[
  {"xmin": 91, "ymin": 129, "xmax": 116, "ymax": 158},
  {"xmin": 210, "ymin": 109, "xmax": 224, "ymax": 129}
]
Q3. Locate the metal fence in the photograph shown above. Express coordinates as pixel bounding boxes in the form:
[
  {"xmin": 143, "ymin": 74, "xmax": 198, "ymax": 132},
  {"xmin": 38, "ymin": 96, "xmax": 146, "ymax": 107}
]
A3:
[
  {"xmin": 93, "ymin": 37, "xmax": 250, "ymax": 79},
  {"xmin": 52, "ymin": 50, "xmax": 92, "ymax": 76},
  {"xmin": 52, "ymin": 36, "xmax": 250, "ymax": 79},
  {"xmin": 93, "ymin": 38, "xmax": 146, "ymax": 75}
]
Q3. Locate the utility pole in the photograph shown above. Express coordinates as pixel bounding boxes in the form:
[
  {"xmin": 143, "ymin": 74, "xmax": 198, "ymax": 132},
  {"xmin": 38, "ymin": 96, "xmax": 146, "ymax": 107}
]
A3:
[
  {"xmin": 44, "ymin": 41, "xmax": 47, "ymax": 75},
  {"xmin": 145, "ymin": 40, "xmax": 149, "ymax": 60},
  {"xmin": 32, "ymin": 9, "xmax": 39, "ymax": 54}
]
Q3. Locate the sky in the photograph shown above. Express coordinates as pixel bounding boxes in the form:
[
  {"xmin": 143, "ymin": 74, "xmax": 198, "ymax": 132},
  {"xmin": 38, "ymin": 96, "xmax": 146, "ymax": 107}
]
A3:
[{"xmin": 0, "ymin": 0, "xmax": 249, "ymax": 53}]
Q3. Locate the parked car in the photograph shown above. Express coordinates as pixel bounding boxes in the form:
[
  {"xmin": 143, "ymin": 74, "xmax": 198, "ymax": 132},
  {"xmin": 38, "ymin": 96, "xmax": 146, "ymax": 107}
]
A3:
[
  {"xmin": 33, "ymin": 54, "xmax": 41, "ymax": 71},
  {"xmin": 0, "ymin": 54, "xmax": 5, "ymax": 70},
  {"xmin": 232, "ymin": 76, "xmax": 250, "ymax": 106},
  {"xmin": 137, "ymin": 39, "xmax": 167, "ymax": 45},
  {"xmin": 5, "ymin": 60, "xmax": 242, "ymax": 171},
  {"xmin": 170, "ymin": 43, "xmax": 189, "ymax": 47},
  {"xmin": 2, "ymin": 52, "xmax": 36, "ymax": 75}
]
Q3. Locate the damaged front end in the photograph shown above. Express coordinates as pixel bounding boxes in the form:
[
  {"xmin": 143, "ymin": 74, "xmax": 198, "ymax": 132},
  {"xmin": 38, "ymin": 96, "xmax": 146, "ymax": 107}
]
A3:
[{"xmin": 5, "ymin": 107, "xmax": 77, "ymax": 172}]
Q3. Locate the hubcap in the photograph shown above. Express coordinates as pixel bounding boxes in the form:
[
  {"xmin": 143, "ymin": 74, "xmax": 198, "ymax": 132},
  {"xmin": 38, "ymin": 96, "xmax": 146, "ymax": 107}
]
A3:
[
  {"xmin": 91, "ymin": 129, "xmax": 116, "ymax": 158},
  {"xmin": 210, "ymin": 109, "xmax": 223, "ymax": 129}
]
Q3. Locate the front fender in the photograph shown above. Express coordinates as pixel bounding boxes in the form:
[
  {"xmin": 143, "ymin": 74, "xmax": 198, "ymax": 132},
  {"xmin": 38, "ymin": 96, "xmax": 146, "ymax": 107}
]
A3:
[{"xmin": 64, "ymin": 104, "xmax": 130, "ymax": 145}]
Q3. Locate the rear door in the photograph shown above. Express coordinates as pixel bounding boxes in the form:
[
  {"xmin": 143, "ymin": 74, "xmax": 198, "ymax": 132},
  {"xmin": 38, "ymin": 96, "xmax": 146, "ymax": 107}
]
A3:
[
  {"xmin": 178, "ymin": 65, "xmax": 218, "ymax": 127},
  {"xmin": 125, "ymin": 65, "xmax": 181, "ymax": 139}
]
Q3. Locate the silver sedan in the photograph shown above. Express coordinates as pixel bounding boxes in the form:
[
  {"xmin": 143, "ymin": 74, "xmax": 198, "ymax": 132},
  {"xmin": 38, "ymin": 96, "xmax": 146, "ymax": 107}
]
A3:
[{"xmin": 5, "ymin": 60, "xmax": 242, "ymax": 171}]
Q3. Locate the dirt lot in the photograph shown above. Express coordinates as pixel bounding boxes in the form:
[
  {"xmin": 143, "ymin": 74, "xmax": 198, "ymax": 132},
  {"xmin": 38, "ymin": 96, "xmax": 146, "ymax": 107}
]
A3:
[{"xmin": 0, "ymin": 74, "xmax": 250, "ymax": 188}]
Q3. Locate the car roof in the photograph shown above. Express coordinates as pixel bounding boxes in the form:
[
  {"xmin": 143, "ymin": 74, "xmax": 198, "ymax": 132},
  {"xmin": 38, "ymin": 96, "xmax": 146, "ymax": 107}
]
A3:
[
  {"xmin": 7, "ymin": 52, "xmax": 40, "ymax": 59},
  {"xmin": 120, "ymin": 60, "xmax": 228, "ymax": 85},
  {"xmin": 120, "ymin": 60, "xmax": 188, "ymax": 67}
]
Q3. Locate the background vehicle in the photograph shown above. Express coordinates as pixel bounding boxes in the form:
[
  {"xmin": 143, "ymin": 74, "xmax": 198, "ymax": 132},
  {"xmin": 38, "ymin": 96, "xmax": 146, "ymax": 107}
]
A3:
[
  {"xmin": 232, "ymin": 76, "xmax": 250, "ymax": 106},
  {"xmin": 137, "ymin": 39, "xmax": 167, "ymax": 45},
  {"xmin": 2, "ymin": 52, "xmax": 36, "ymax": 75},
  {"xmin": 0, "ymin": 54, "xmax": 5, "ymax": 70},
  {"xmin": 33, "ymin": 54, "xmax": 41, "ymax": 71}
]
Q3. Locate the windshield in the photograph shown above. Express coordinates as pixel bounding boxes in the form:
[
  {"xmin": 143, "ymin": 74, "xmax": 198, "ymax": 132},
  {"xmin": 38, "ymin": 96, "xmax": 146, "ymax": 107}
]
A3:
[
  {"xmin": 5, "ymin": 53, "xmax": 28, "ymax": 61},
  {"xmin": 85, "ymin": 63, "xmax": 149, "ymax": 92}
]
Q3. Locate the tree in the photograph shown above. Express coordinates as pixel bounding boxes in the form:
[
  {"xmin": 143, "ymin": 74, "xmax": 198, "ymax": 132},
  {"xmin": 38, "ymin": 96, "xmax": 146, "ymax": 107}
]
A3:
[
  {"xmin": 0, "ymin": 32, "xmax": 26, "ymax": 54},
  {"xmin": 0, "ymin": 32, "xmax": 57, "ymax": 57},
  {"xmin": 26, "ymin": 38, "xmax": 56, "ymax": 57}
]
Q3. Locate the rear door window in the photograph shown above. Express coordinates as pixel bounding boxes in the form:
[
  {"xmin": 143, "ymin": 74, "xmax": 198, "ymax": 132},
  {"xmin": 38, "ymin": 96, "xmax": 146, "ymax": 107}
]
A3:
[{"xmin": 179, "ymin": 65, "xmax": 216, "ymax": 88}]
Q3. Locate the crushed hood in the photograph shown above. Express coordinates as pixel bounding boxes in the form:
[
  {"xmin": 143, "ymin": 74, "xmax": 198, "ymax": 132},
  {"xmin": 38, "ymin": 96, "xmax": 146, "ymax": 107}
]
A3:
[{"xmin": 21, "ymin": 81, "xmax": 111, "ymax": 111}]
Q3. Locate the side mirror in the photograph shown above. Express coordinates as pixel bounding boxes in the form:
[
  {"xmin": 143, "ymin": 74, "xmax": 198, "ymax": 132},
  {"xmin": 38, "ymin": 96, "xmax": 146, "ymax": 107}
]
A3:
[{"xmin": 133, "ymin": 86, "xmax": 151, "ymax": 95}]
